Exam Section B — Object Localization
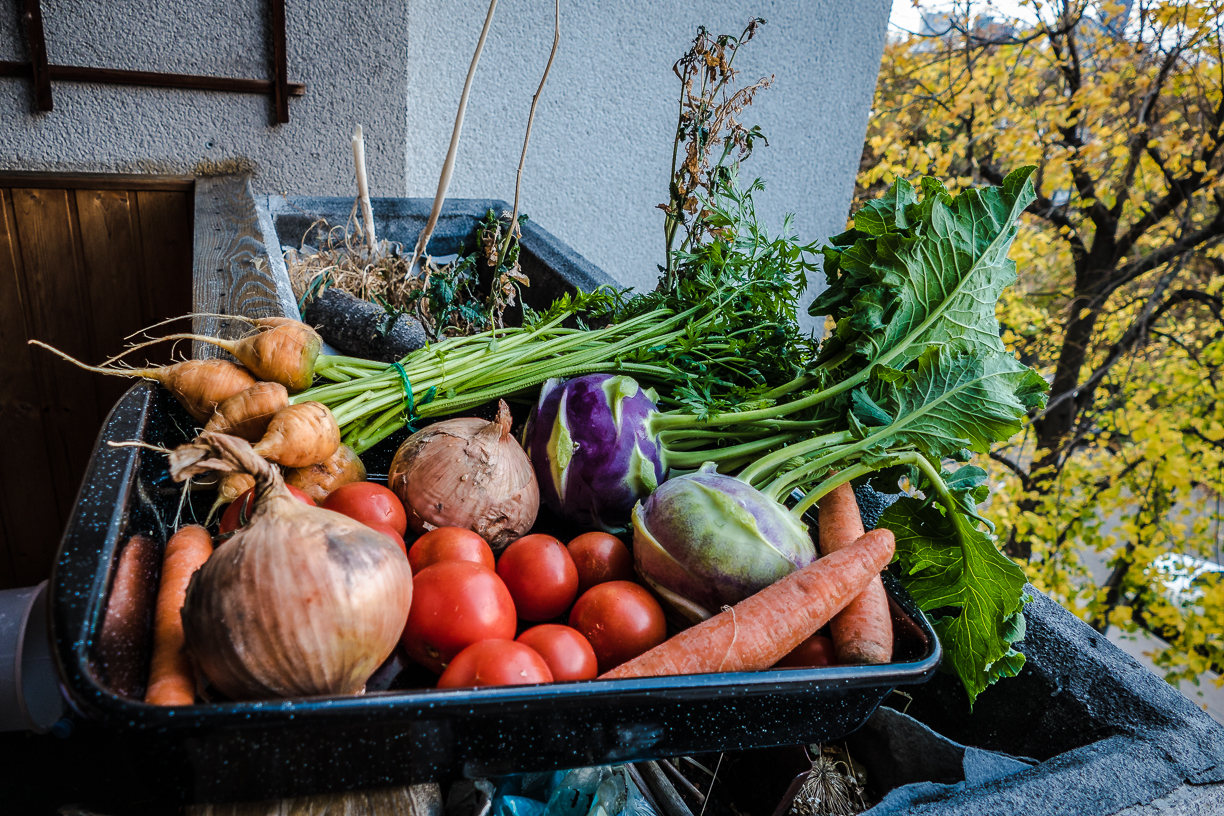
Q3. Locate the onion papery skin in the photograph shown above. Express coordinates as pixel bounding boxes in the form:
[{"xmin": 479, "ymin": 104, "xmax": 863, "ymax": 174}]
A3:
[
  {"xmin": 174, "ymin": 434, "xmax": 412, "ymax": 700},
  {"xmin": 525, "ymin": 375, "xmax": 664, "ymax": 532},
  {"xmin": 632, "ymin": 463, "xmax": 815, "ymax": 623},
  {"xmin": 387, "ymin": 400, "xmax": 539, "ymax": 551}
]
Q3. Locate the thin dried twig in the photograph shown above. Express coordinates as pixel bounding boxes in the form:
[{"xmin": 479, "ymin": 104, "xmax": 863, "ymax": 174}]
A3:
[
  {"xmin": 410, "ymin": 0, "xmax": 499, "ymax": 271},
  {"xmin": 499, "ymin": 0, "xmax": 561, "ymax": 262},
  {"xmin": 352, "ymin": 124, "xmax": 378, "ymax": 253}
]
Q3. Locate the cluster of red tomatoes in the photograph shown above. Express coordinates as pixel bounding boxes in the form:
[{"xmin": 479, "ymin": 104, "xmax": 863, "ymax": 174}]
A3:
[{"xmin": 221, "ymin": 480, "xmax": 669, "ymax": 688}]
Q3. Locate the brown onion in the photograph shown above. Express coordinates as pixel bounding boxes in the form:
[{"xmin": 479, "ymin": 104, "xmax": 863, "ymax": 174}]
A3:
[
  {"xmin": 388, "ymin": 400, "xmax": 538, "ymax": 550},
  {"xmin": 169, "ymin": 432, "xmax": 411, "ymax": 700},
  {"xmin": 284, "ymin": 444, "xmax": 367, "ymax": 503}
]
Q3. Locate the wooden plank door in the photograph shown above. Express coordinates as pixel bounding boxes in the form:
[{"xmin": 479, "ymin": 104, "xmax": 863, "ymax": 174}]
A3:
[{"xmin": 0, "ymin": 173, "xmax": 193, "ymax": 589}]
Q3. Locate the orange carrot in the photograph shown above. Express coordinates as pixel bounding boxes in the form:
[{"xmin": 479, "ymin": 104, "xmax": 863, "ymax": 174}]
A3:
[
  {"xmin": 601, "ymin": 528, "xmax": 895, "ymax": 679},
  {"xmin": 817, "ymin": 483, "xmax": 893, "ymax": 665},
  {"xmin": 145, "ymin": 525, "xmax": 213, "ymax": 705}
]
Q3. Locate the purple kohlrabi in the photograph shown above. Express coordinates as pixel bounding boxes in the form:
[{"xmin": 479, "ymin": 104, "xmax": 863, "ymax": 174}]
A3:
[
  {"xmin": 633, "ymin": 463, "xmax": 816, "ymax": 623},
  {"xmin": 524, "ymin": 374, "xmax": 665, "ymax": 532}
]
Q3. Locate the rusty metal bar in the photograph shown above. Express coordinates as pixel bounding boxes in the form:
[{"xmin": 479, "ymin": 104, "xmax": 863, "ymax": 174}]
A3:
[
  {"xmin": 0, "ymin": 61, "xmax": 305, "ymax": 97},
  {"xmin": 20, "ymin": 0, "xmax": 52, "ymax": 111},
  {"xmin": 270, "ymin": 0, "xmax": 289, "ymax": 124}
]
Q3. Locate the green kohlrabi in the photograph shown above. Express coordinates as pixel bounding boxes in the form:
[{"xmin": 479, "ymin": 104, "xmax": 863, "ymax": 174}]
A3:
[{"xmin": 627, "ymin": 166, "xmax": 1048, "ymax": 704}]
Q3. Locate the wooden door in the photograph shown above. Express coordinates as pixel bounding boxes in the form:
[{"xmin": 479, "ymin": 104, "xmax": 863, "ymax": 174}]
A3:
[{"xmin": 0, "ymin": 173, "xmax": 194, "ymax": 589}]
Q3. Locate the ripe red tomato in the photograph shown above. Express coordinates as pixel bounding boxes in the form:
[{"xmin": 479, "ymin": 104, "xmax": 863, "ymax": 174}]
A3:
[
  {"xmin": 436, "ymin": 639, "xmax": 554, "ymax": 688},
  {"xmin": 408, "ymin": 527, "xmax": 495, "ymax": 575},
  {"xmin": 323, "ymin": 482, "xmax": 408, "ymax": 535},
  {"xmin": 365, "ymin": 521, "xmax": 406, "ymax": 555},
  {"xmin": 401, "ymin": 561, "xmax": 517, "ymax": 673},
  {"xmin": 567, "ymin": 532, "xmax": 634, "ymax": 595},
  {"xmin": 496, "ymin": 534, "xmax": 579, "ymax": 622},
  {"xmin": 773, "ymin": 633, "xmax": 835, "ymax": 669},
  {"xmin": 516, "ymin": 625, "xmax": 598, "ymax": 681},
  {"xmin": 219, "ymin": 485, "xmax": 315, "ymax": 535},
  {"xmin": 568, "ymin": 581, "xmax": 666, "ymax": 673}
]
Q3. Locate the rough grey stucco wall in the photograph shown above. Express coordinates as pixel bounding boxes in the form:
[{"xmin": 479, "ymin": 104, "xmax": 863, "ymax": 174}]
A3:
[
  {"xmin": 404, "ymin": 0, "xmax": 891, "ymax": 309},
  {"xmin": 0, "ymin": 1, "xmax": 889, "ymax": 306},
  {"xmin": 0, "ymin": 0, "xmax": 410, "ymax": 196}
]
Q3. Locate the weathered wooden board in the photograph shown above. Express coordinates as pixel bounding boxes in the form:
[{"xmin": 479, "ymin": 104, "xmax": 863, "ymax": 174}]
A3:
[{"xmin": 192, "ymin": 175, "xmax": 299, "ymax": 362}]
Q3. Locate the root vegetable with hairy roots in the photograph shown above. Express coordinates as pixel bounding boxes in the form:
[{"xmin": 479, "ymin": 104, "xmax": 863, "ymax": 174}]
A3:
[
  {"xmin": 101, "ymin": 318, "xmax": 323, "ymax": 394},
  {"xmin": 252, "ymin": 402, "xmax": 342, "ymax": 468},
  {"xmin": 284, "ymin": 444, "xmax": 367, "ymax": 503},
  {"xmin": 203, "ymin": 382, "xmax": 290, "ymax": 442},
  {"xmin": 28, "ymin": 341, "xmax": 256, "ymax": 423}
]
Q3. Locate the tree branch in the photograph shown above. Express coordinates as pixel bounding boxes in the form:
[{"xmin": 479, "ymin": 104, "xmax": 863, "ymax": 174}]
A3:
[
  {"xmin": 1111, "ymin": 43, "xmax": 1185, "ymax": 219},
  {"xmin": 989, "ymin": 450, "xmax": 1032, "ymax": 489},
  {"xmin": 1099, "ymin": 210, "xmax": 1224, "ymax": 302},
  {"xmin": 1040, "ymin": 275, "xmax": 1224, "ymax": 425},
  {"xmin": 980, "ymin": 159, "xmax": 1088, "ymax": 257}
]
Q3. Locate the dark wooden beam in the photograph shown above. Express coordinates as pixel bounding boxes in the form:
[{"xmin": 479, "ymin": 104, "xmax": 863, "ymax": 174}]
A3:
[
  {"xmin": 20, "ymin": 0, "xmax": 52, "ymax": 111},
  {"xmin": 0, "ymin": 61, "xmax": 305, "ymax": 97},
  {"xmin": 270, "ymin": 0, "xmax": 289, "ymax": 124},
  {"xmin": 0, "ymin": 171, "xmax": 195, "ymax": 192}
]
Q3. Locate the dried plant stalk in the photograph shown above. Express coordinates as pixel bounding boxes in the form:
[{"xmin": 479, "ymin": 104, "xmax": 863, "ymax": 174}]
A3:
[
  {"xmin": 352, "ymin": 124, "xmax": 378, "ymax": 253},
  {"xmin": 410, "ymin": 0, "xmax": 500, "ymax": 271},
  {"xmin": 499, "ymin": 0, "xmax": 561, "ymax": 262}
]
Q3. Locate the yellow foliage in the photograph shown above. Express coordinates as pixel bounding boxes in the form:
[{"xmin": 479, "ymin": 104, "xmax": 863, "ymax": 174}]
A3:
[{"xmin": 862, "ymin": 0, "xmax": 1224, "ymax": 684}]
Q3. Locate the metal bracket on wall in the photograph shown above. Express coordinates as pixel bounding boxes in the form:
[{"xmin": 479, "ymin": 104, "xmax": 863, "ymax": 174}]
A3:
[{"xmin": 3, "ymin": 0, "xmax": 303, "ymax": 123}]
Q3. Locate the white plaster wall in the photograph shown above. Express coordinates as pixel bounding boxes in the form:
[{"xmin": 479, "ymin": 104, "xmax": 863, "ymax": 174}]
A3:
[
  {"xmin": 0, "ymin": 1, "xmax": 890, "ymax": 305},
  {"xmin": 404, "ymin": 0, "xmax": 892, "ymax": 305},
  {"xmin": 0, "ymin": 0, "xmax": 410, "ymax": 196}
]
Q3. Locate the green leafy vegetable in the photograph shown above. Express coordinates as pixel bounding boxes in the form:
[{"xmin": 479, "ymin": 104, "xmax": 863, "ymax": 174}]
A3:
[
  {"xmin": 882, "ymin": 496, "xmax": 1029, "ymax": 701},
  {"xmin": 813, "ymin": 168, "xmax": 1035, "ymax": 372}
]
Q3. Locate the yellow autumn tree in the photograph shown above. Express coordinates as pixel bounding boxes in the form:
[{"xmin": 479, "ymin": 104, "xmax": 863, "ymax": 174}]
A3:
[{"xmin": 859, "ymin": 0, "xmax": 1224, "ymax": 685}]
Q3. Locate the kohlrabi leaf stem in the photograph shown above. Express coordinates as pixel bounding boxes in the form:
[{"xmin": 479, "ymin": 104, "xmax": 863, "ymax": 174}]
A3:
[
  {"xmin": 788, "ymin": 450, "xmax": 948, "ymax": 518},
  {"xmin": 737, "ymin": 430, "xmax": 855, "ymax": 486},
  {"xmin": 662, "ymin": 432, "xmax": 800, "ymax": 471},
  {"xmin": 650, "ymin": 369, "xmax": 867, "ymax": 432}
]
